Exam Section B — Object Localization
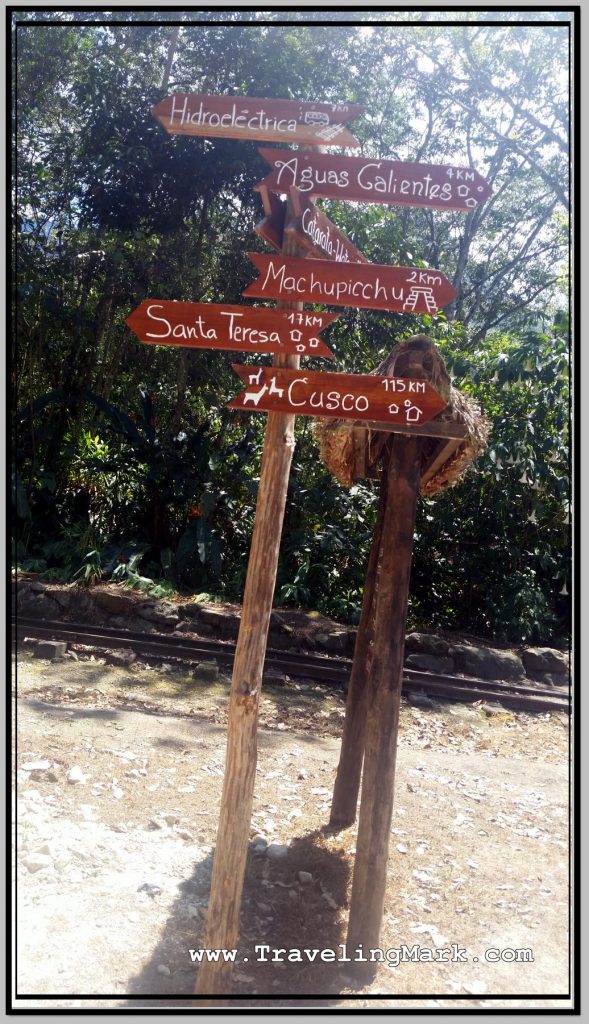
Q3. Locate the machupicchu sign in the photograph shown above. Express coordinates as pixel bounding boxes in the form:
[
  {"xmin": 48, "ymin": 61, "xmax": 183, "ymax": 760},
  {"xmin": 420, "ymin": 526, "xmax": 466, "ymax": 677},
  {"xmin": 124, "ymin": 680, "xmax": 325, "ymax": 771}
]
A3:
[
  {"xmin": 151, "ymin": 94, "xmax": 364, "ymax": 147},
  {"xmin": 283, "ymin": 190, "xmax": 369, "ymax": 263},
  {"xmin": 228, "ymin": 364, "xmax": 447, "ymax": 425},
  {"xmin": 126, "ymin": 301, "xmax": 337, "ymax": 358},
  {"xmin": 257, "ymin": 148, "xmax": 492, "ymax": 211},
  {"xmin": 243, "ymin": 253, "xmax": 457, "ymax": 314}
]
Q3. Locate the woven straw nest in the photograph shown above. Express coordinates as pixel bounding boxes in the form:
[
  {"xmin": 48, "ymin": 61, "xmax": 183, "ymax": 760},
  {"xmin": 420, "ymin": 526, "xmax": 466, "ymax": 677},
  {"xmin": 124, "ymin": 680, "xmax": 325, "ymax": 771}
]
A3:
[{"xmin": 313, "ymin": 335, "xmax": 491, "ymax": 498}]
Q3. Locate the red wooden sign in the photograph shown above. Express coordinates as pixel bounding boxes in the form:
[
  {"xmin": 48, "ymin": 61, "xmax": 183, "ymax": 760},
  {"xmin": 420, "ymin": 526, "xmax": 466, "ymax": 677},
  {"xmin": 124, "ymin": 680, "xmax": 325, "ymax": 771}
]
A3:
[
  {"xmin": 284, "ymin": 190, "xmax": 369, "ymax": 264},
  {"xmin": 228, "ymin": 365, "xmax": 446, "ymax": 425},
  {"xmin": 257, "ymin": 148, "xmax": 492, "ymax": 211},
  {"xmin": 151, "ymin": 94, "xmax": 364, "ymax": 147},
  {"xmin": 243, "ymin": 253, "xmax": 457, "ymax": 314},
  {"xmin": 126, "ymin": 301, "xmax": 337, "ymax": 358},
  {"xmin": 254, "ymin": 191, "xmax": 286, "ymax": 252}
]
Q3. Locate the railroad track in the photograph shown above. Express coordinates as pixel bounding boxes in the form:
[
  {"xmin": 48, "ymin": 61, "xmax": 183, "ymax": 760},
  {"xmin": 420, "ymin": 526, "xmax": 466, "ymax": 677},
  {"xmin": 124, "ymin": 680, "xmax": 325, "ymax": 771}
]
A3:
[{"xmin": 13, "ymin": 616, "xmax": 570, "ymax": 715}]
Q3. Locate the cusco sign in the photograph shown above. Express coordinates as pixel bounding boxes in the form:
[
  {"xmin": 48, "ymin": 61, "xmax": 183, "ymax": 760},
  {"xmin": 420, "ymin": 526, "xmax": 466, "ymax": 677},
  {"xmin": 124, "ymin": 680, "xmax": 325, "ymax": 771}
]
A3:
[
  {"xmin": 257, "ymin": 148, "xmax": 492, "ymax": 211},
  {"xmin": 126, "ymin": 301, "xmax": 337, "ymax": 358},
  {"xmin": 228, "ymin": 365, "xmax": 446, "ymax": 425},
  {"xmin": 151, "ymin": 94, "xmax": 363, "ymax": 147},
  {"xmin": 243, "ymin": 254, "xmax": 457, "ymax": 314}
]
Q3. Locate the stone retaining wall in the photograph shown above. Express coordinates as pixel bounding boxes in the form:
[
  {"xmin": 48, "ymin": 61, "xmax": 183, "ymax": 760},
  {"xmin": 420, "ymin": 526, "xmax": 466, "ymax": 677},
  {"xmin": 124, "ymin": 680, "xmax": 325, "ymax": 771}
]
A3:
[{"xmin": 13, "ymin": 579, "xmax": 570, "ymax": 688}]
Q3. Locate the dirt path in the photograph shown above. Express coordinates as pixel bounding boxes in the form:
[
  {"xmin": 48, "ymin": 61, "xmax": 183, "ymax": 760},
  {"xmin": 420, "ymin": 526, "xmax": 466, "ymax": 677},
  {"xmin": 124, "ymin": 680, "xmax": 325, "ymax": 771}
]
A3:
[{"xmin": 13, "ymin": 651, "xmax": 571, "ymax": 1010}]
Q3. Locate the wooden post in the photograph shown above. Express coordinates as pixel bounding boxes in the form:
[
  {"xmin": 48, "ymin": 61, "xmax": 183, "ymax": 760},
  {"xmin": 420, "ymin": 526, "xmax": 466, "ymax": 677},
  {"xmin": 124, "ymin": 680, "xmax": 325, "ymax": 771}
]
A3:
[
  {"xmin": 329, "ymin": 462, "xmax": 388, "ymax": 827},
  {"xmin": 346, "ymin": 433, "xmax": 422, "ymax": 974},
  {"xmin": 194, "ymin": 204, "xmax": 305, "ymax": 1001}
]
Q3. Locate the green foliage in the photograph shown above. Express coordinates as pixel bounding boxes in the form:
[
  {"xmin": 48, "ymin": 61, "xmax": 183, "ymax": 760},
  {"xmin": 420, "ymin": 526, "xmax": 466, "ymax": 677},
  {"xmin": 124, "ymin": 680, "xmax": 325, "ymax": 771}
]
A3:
[
  {"xmin": 72, "ymin": 549, "xmax": 103, "ymax": 586},
  {"xmin": 408, "ymin": 318, "xmax": 570, "ymax": 641},
  {"xmin": 12, "ymin": 17, "xmax": 571, "ymax": 643},
  {"xmin": 111, "ymin": 552, "xmax": 175, "ymax": 598}
]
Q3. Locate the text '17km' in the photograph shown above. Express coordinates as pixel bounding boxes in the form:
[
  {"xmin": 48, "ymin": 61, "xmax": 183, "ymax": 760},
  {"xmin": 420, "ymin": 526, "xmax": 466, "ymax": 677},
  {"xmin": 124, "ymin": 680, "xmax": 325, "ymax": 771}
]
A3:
[{"xmin": 126, "ymin": 301, "xmax": 337, "ymax": 358}]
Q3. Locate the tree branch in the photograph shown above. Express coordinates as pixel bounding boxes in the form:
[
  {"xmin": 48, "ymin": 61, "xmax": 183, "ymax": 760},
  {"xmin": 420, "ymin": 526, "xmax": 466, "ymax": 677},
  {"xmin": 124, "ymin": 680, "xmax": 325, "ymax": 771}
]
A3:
[{"xmin": 469, "ymin": 277, "xmax": 561, "ymax": 342}]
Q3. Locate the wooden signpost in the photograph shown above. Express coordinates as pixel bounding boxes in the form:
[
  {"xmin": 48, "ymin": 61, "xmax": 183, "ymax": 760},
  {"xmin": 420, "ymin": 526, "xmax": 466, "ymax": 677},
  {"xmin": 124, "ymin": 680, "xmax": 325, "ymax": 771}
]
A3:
[
  {"xmin": 244, "ymin": 252, "xmax": 457, "ymax": 313},
  {"xmin": 143, "ymin": 88, "xmax": 492, "ymax": 1001},
  {"xmin": 346, "ymin": 430, "xmax": 423, "ymax": 968},
  {"xmin": 257, "ymin": 146, "xmax": 492, "ymax": 210},
  {"xmin": 284, "ymin": 190, "xmax": 369, "ymax": 263},
  {"xmin": 192, "ymin": 188, "xmax": 315, "ymax": 1001},
  {"xmin": 126, "ymin": 300, "xmax": 336, "ymax": 358},
  {"xmin": 229, "ymin": 364, "xmax": 446, "ymax": 424},
  {"xmin": 254, "ymin": 190, "xmax": 287, "ymax": 251},
  {"xmin": 151, "ymin": 93, "xmax": 364, "ymax": 147}
]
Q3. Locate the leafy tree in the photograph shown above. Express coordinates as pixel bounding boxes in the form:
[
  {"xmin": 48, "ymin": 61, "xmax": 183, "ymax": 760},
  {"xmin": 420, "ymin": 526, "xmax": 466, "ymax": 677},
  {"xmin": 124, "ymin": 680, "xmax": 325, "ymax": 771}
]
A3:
[
  {"xmin": 411, "ymin": 315, "xmax": 570, "ymax": 642},
  {"xmin": 12, "ymin": 14, "xmax": 571, "ymax": 643}
]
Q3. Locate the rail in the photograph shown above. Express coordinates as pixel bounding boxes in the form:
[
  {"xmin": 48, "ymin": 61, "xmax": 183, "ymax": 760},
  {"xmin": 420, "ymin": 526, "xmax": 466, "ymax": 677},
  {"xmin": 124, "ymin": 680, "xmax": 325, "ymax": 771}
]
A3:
[{"xmin": 13, "ymin": 616, "xmax": 570, "ymax": 715}]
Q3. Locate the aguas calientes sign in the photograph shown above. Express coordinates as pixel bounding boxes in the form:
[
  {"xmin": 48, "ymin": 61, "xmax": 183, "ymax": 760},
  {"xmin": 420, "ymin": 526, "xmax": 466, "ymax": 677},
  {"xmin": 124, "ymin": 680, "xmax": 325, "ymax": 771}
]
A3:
[{"xmin": 257, "ymin": 148, "xmax": 492, "ymax": 211}]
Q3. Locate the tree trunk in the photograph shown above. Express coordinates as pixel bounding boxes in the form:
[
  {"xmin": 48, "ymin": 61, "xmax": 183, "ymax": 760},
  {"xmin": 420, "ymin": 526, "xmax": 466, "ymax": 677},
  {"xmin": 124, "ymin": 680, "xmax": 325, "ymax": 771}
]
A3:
[
  {"xmin": 168, "ymin": 190, "xmax": 211, "ymax": 437},
  {"xmin": 161, "ymin": 25, "xmax": 181, "ymax": 92}
]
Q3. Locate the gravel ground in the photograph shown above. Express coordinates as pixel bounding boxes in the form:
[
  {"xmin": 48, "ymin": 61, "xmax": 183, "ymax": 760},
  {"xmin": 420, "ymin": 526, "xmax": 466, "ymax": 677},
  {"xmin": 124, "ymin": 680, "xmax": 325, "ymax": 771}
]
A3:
[{"xmin": 12, "ymin": 651, "xmax": 571, "ymax": 1011}]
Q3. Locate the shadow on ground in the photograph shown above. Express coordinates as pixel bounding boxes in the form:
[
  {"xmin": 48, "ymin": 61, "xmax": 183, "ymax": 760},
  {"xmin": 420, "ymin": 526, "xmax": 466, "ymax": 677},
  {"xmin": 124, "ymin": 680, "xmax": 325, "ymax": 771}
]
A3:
[{"xmin": 121, "ymin": 826, "xmax": 354, "ymax": 1007}]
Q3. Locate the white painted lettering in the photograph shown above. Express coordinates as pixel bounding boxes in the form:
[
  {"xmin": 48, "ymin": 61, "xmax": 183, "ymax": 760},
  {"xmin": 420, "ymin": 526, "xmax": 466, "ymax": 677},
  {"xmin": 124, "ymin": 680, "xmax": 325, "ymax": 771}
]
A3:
[
  {"xmin": 219, "ymin": 311, "xmax": 243, "ymax": 339},
  {"xmin": 373, "ymin": 278, "xmax": 387, "ymax": 302},
  {"xmin": 287, "ymin": 378, "xmax": 309, "ymax": 406},
  {"xmin": 145, "ymin": 304, "xmax": 172, "ymax": 339},
  {"xmin": 170, "ymin": 95, "xmax": 189, "ymax": 126},
  {"xmin": 357, "ymin": 161, "xmax": 381, "ymax": 191},
  {"xmin": 274, "ymin": 156, "xmax": 299, "ymax": 187}
]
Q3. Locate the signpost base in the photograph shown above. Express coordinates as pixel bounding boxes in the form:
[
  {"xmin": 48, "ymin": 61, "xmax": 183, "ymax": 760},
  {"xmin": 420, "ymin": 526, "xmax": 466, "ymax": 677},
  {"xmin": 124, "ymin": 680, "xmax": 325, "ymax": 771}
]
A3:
[
  {"xmin": 193, "ymin": 390, "xmax": 299, "ymax": 998},
  {"xmin": 345, "ymin": 433, "xmax": 423, "ymax": 976},
  {"xmin": 329, "ymin": 466, "xmax": 387, "ymax": 827}
]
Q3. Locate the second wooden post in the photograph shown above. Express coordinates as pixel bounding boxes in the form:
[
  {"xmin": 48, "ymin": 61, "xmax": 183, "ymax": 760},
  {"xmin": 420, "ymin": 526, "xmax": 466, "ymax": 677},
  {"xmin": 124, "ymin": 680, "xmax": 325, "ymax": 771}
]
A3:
[
  {"xmin": 346, "ymin": 433, "xmax": 423, "ymax": 969},
  {"xmin": 329, "ymin": 470, "xmax": 387, "ymax": 827}
]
